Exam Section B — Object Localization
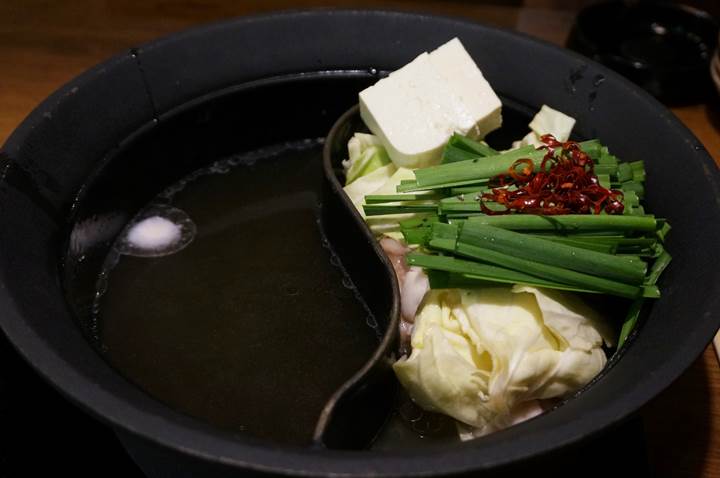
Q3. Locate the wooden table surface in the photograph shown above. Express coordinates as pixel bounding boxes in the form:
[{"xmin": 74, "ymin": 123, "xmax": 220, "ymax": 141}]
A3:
[{"xmin": 2, "ymin": 1, "xmax": 719, "ymax": 476}]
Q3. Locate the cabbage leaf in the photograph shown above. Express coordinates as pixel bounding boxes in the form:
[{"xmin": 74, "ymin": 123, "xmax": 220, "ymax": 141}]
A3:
[
  {"xmin": 342, "ymin": 133, "xmax": 392, "ymax": 184},
  {"xmin": 393, "ymin": 285, "xmax": 608, "ymax": 435}
]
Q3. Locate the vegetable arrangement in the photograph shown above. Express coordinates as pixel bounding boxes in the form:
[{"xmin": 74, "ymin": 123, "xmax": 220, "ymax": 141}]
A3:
[
  {"xmin": 342, "ymin": 37, "xmax": 671, "ymax": 438},
  {"xmin": 360, "ymin": 133, "xmax": 670, "ymax": 349}
]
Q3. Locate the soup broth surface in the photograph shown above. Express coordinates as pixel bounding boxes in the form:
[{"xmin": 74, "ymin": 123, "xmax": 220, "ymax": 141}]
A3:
[{"xmin": 96, "ymin": 141, "xmax": 380, "ymax": 445}]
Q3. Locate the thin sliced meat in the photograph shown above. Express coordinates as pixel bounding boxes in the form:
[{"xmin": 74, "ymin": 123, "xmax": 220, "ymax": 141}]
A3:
[
  {"xmin": 379, "ymin": 236, "xmax": 410, "ymax": 283},
  {"xmin": 379, "ymin": 237, "xmax": 430, "ymax": 355}
]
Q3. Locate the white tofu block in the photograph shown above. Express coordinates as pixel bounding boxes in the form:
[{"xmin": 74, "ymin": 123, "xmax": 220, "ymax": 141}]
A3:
[
  {"xmin": 359, "ymin": 53, "xmax": 458, "ymax": 169},
  {"xmin": 428, "ymin": 38, "xmax": 502, "ymax": 139},
  {"xmin": 359, "ymin": 38, "xmax": 502, "ymax": 169},
  {"xmin": 528, "ymin": 104, "xmax": 576, "ymax": 142}
]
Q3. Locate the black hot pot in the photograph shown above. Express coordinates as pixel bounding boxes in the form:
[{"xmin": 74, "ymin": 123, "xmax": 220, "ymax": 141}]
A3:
[{"xmin": 1, "ymin": 10, "xmax": 719, "ymax": 477}]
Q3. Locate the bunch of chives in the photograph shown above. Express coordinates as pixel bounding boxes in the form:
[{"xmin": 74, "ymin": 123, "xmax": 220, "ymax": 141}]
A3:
[{"xmin": 359, "ymin": 135, "xmax": 670, "ymax": 348}]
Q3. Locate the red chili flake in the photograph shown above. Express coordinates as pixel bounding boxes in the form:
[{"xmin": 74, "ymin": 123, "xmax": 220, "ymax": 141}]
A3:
[{"xmin": 480, "ymin": 135, "xmax": 625, "ymax": 215}]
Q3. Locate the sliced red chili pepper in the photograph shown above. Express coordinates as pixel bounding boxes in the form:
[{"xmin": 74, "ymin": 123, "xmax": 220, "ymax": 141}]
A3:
[{"xmin": 478, "ymin": 134, "xmax": 624, "ymax": 216}]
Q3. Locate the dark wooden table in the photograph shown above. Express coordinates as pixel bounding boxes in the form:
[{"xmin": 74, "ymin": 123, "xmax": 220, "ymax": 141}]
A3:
[{"xmin": 2, "ymin": 1, "xmax": 719, "ymax": 476}]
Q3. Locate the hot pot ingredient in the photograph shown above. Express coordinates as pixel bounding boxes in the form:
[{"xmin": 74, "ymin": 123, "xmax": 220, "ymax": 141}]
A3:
[
  {"xmin": 359, "ymin": 38, "xmax": 502, "ymax": 169},
  {"xmin": 393, "ymin": 286, "xmax": 613, "ymax": 435}
]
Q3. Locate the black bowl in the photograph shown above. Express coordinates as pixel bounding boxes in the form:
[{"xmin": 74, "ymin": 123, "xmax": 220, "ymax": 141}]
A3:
[
  {"xmin": 1, "ymin": 9, "xmax": 719, "ymax": 477},
  {"xmin": 568, "ymin": 1, "xmax": 719, "ymax": 103}
]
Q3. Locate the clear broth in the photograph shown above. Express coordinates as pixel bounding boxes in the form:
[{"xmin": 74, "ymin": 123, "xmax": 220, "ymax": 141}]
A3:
[{"xmin": 95, "ymin": 141, "xmax": 380, "ymax": 445}]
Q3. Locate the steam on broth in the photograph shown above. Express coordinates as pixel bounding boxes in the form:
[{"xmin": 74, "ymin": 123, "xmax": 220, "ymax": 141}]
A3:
[{"xmin": 93, "ymin": 140, "xmax": 380, "ymax": 445}]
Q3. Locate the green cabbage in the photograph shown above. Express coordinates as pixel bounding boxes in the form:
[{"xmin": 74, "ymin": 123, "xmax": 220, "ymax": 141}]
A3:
[
  {"xmin": 342, "ymin": 133, "xmax": 437, "ymax": 235},
  {"xmin": 342, "ymin": 163, "xmax": 397, "ymax": 207},
  {"xmin": 393, "ymin": 285, "xmax": 611, "ymax": 434},
  {"xmin": 343, "ymin": 166, "xmax": 430, "ymax": 235},
  {"xmin": 342, "ymin": 133, "xmax": 392, "ymax": 184}
]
